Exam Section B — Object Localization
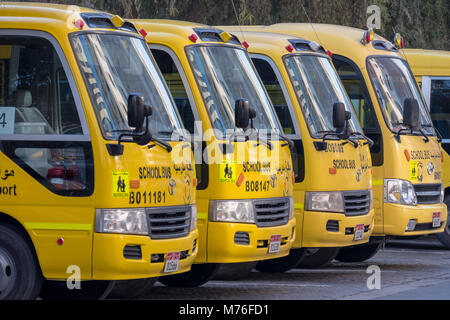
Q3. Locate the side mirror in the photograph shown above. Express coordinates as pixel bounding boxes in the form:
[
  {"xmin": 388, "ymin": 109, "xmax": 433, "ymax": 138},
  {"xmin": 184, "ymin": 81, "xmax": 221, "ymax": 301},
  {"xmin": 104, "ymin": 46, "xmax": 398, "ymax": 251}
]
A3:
[
  {"xmin": 333, "ymin": 102, "xmax": 346, "ymax": 131},
  {"xmin": 128, "ymin": 94, "xmax": 152, "ymax": 130},
  {"xmin": 235, "ymin": 99, "xmax": 251, "ymax": 129},
  {"xmin": 403, "ymin": 98, "xmax": 420, "ymax": 129}
]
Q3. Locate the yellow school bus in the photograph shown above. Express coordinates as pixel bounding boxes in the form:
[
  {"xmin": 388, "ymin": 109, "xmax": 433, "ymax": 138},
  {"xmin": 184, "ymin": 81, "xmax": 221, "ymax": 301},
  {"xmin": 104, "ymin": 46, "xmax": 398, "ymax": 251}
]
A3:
[
  {"xmin": 0, "ymin": 4, "xmax": 198, "ymax": 299},
  {"xmin": 403, "ymin": 49, "xmax": 450, "ymax": 248},
  {"xmin": 260, "ymin": 23, "xmax": 446, "ymax": 261},
  {"xmin": 133, "ymin": 20, "xmax": 296, "ymax": 285},
  {"xmin": 219, "ymin": 29, "xmax": 375, "ymax": 269}
]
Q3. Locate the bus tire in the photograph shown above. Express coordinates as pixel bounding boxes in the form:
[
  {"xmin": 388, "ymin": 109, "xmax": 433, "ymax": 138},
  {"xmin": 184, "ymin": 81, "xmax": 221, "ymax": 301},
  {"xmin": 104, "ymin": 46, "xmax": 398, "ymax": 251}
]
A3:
[
  {"xmin": 296, "ymin": 248, "xmax": 340, "ymax": 269},
  {"xmin": 436, "ymin": 195, "xmax": 450, "ymax": 249},
  {"xmin": 107, "ymin": 277, "xmax": 157, "ymax": 299},
  {"xmin": 158, "ymin": 263, "xmax": 219, "ymax": 288},
  {"xmin": 335, "ymin": 242, "xmax": 382, "ymax": 263},
  {"xmin": 0, "ymin": 224, "xmax": 43, "ymax": 300},
  {"xmin": 213, "ymin": 262, "xmax": 258, "ymax": 280},
  {"xmin": 40, "ymin": 280, "xmax": 115, "ymax": 300},
  {"xmin": 255, "ymin": 248, "xmax": 306, "ymax": 273}
]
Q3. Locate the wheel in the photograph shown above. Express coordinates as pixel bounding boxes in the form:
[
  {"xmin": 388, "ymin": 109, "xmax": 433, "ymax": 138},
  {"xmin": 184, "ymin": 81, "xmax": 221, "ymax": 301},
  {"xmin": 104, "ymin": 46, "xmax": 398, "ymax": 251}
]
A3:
[
  {"xmin": 436, "ymin": 195, "xmax": 450, "ymax": 249},
  {"xmin": 335, "ymin": 242, "xmax": 382, "ymax": 263},
  {"xmin": 158, "ymin": 264, "xmax": 219, "ymax": 288},
  {"xmin": 255, "ymin": 248, "xmax": 306, "ymax": 273},
  {"xmin": 0, "ymin": 224, "xmax": 43, "ymax": 300},
  {"xmin": 296, "ymin": 247, "xmax": 340, "ymax": 269},
  {"xmin": 213, "ymin": 262, "xmax": 258, "ymax": 281},
  {"xmin": 39, "ymin": 280, "xmax": 115, "ymax": 300},
  {"xmin": 107, "ymin": 277, "xmax": 157, "ymax": 299}
]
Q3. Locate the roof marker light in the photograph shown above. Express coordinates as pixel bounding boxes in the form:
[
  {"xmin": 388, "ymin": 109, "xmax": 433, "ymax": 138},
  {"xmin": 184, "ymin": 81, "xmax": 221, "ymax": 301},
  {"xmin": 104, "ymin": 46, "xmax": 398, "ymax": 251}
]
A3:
[
  {"xmin": 111, "ymin": 15, "xmax": 125, "ymax": 28},
  {"xmin": 74, "ymin": 19, "xmax": 85, "ymax": 30},
  {"xmin": 189, "ymin": 33, "xmax": 198, "ymax": 43},
  {"xmin": 394, "ymin": 33, "xmax": 405, "ymax": 49},
  {"xmin": 139, "ymin": 28, "xmax": 148, "ymax": 38},
  {"xmin": 242, "ymin": 41, "xmax": 249, "ymax": 49},
  {"xmin": 308, "ymin": 41, "xmax": 321, "ymax": 51},
  {"xmin": 220, "ymin": 31, "xmax": 232, "ymax": 43},
  {"xmin": 326, "ymin": 50, "xmax": 333, "ymax": 57},
  {"xmin": 362, "ymin": 28, "xmax": 374, "ymax": 45},
  {"xmin": 286, "ymin": 44, "xmax": 294, "ymax": 53}
]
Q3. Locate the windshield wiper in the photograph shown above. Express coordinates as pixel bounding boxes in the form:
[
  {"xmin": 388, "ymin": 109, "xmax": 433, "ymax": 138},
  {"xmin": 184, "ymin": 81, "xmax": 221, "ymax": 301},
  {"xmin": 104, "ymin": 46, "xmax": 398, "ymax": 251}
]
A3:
[
  {"xmin": 229, "ymin": 129, "xmax": 273, "ymax": 151},
  {"xmin": 317, "ymin": 130, "xmax": 340, "ymax": 142},
  {"xmin": 274, "ymin": 133, "xmax": 295, "ymax": 149},
  {"xmin": 392, "ymin": 123, "xmax": 429, "ymax": 143},
  {"xmin": 348, "ymin": 132, "xmax": 374, "ymax": 147},
  {"xmin": 421, "ymin": 124, "xmax": 441, "ymax": 142},
  {"xmin": 158, "ymin": 130, "xmax": 192, "ymax": 145}
]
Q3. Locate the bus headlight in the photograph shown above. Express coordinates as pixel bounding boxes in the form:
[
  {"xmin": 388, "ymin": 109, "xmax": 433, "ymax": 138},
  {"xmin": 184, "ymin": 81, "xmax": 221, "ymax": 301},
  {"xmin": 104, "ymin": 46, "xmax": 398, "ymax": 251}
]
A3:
[
  {"xmin": 369, "ymin": 189, "xmax": 374, "ymax": 210},
  {"xmin": 289, "ymin": 196, "xmax": 294, "ymax": 219},
  {"xmin": 210, "ymin": 200, "xmax": 255, "ymax": 223},
  {"xmin": 384, "ymin": 179, "xmax": 417, "ymax": 206},
  {"xmin": 441, "ymin": 183, "xmax": 445, "ymax": 203},
  {"xmin": 95, "ymin": 208, "xmax": 148, "ymax": 235},
  {"xmin": 305, "ymin": 191, "xmax": 345, "ymax": 213},
  {"xmin": 190, "ymin": 204, "xmax": 197, "ymax": 231}
]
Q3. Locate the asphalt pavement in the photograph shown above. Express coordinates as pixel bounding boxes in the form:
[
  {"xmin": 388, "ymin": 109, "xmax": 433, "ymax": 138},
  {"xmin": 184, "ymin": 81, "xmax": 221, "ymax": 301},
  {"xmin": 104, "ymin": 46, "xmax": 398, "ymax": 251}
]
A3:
[{"xmin": 141, "ymin": 236, "xmax": 450, "ymax": 300}]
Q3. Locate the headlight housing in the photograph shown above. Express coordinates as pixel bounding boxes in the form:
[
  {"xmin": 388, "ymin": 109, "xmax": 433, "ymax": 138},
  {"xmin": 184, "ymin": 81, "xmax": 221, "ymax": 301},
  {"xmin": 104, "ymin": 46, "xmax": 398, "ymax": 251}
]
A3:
[
  {"xmin": 384, "ymin": 179, "xmax": 417, "ymax": 206},
  {"xmin": 369, "ymin": 189, "xmax": 374, "ymax": 210},
  {"xmin": 95, "ymin": 208, "xmax": 148, "ymax": 235},
  {"xmin": 305, "ymin": 191, "xmax": 344, "ymax": 213},
  {"xmin": 190, "ymin": 204, "xmax": 197, "ymax": 231},
  {"xmin": 288, "ymin": 196, "xmax": 294, "ymax": 219},
  {"xmin": 210, "ymin": 200, "xmax": 255, "ymax": 223}
]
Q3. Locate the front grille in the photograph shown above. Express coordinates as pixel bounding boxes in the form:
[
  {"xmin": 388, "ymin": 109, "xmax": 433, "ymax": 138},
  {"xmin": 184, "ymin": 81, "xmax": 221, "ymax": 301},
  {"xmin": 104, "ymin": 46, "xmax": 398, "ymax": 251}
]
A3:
[
  {"xmin": 123, "ymin": 245, "xmax": 142, "ymax": 260},
  {"xmin": 234, "ymin": 232, "xmax": 250, "ymax": 245},
  {"xmin": 146, "ymin": 205, "xmax": 192, "ymax": 239},
  {"xmin": 254, "ymin": 198, "xmax": 290, "ymax": 227},
  {"xmin": 343, "ymin": 190, "xmax": 371, "ymax": 216},
  {"xmin": 414, "ymin": 184, "xmax": 442, "ymax": 204}
]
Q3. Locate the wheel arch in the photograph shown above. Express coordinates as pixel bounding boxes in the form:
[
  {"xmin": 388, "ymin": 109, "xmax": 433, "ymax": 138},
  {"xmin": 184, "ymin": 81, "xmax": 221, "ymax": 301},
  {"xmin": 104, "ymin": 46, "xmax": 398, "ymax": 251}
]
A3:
[{"xmin": 0, "ymin": 211, "xmax": 43, "ymax": 274}]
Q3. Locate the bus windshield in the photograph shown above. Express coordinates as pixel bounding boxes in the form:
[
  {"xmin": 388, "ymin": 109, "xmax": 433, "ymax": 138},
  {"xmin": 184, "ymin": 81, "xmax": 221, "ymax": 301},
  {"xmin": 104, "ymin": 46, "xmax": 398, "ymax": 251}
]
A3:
[
  {"xmin": 284, "ymin": 54, "xmax": 362, "ymax": 138},
  {"xmin": 367, "ymin": 57, "xmax": 434, "ymax": 136},
  {"xmin": 186, "ymin": 45, "xmax": 282, "ymax": 138},
  {"xmin": 71, "ymin": 33, "xmax": 183, "ymax": 141}
]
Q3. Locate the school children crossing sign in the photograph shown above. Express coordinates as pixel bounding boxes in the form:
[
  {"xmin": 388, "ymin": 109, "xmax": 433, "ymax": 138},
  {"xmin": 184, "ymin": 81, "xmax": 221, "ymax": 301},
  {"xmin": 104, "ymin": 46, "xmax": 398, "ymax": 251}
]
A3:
[
  {"xmin": 112, "ymin": 171, "xmax": 129, "ymax": 198},
  {"xmin": 219, "ymin": 161, "xmax": 236, "ymax": 183}
]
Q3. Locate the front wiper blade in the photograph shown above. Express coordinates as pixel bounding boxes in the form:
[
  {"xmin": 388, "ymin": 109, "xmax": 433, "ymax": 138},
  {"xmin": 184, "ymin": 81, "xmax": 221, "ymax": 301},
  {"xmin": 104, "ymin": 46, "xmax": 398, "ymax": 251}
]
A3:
[
  {"xmin": 149, "ymin": 136, "xmax": 173, "ymax": 152},
  {"xmin": 274, "ymin": 133, "xmax": 295, "ymax": 149},
  {"xmin": 316, "ymin": 130, "xmax": 340, "ymax": 141},
  {"xmin": 229, "ymin": 129, "xmax": 273, "ymax": 151},
  {"xmin": 349, "ymin": 132, "xmax": 374, "ymax": 147}
]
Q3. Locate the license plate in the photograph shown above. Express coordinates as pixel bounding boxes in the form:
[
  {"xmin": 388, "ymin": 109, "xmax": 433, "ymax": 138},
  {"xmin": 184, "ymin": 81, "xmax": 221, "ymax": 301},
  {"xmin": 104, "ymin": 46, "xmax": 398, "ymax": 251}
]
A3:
[
  {"xmin": 163, "ymin": 252, "xmax": 180, "ymax": 273},
  {"xmin": 433, "ymin": 212, "xmax": 441, "ymax": 228},
  {"xmin": 354, "ymin": 224, "xmax": 365, "ymax": 241},
  {"xmin": 268, "ymin": 235, "xmax": 281, "ymax": 253}
]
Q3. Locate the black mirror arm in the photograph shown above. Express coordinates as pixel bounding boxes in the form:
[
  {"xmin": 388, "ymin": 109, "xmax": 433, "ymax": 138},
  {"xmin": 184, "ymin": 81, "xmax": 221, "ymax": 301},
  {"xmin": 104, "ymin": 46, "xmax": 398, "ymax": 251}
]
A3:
[{"xmin": 418, "ymin": 128, "xmax": 430, "ymax": 143}]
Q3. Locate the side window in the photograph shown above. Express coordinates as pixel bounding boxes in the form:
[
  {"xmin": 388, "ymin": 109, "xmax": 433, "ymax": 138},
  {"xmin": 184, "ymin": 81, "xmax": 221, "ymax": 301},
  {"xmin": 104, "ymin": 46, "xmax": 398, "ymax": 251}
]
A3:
[
  {"xmin": 0, "ymin": 35, "xmax": 92, "ymax": 196},
  {"xmin": 429, "ymin": 79, "xmax": 450, "ymax": 140},
  {"xmin": 333, "ymin": 58, "xmax": 377, "ymax": 132},
  {"xmin": 252, "ymin": 57, "xmax": 295, "ymax": 135},
  {"xmin": 151, "ymin": 49, "xmax": 195, "ymax": 134},
  {"xmin": 0, "ymin": 38, "xmax": 82, "ymax": 135}
]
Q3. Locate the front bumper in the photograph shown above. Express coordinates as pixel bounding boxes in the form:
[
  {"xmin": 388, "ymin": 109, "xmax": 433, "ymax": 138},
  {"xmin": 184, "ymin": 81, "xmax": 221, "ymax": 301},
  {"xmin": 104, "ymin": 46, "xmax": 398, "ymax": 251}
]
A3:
[
  {"xmin": 206, "ymin": 217, "xmax": 296, "ymax": 263},
  {"xmin": 92, "ymin": 229, "xmax": 198, "ymax": 280},
  {"xmin": 381, "ymin": 202, "xmax": 447, "ymax": 236},
  {"xmin": 300, "ymin": 208, "xmax": 375, "ymax": 248}
]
